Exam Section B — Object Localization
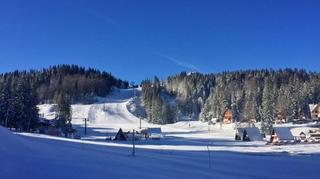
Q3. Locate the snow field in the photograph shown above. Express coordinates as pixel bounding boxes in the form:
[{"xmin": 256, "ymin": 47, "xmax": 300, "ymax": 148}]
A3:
[{"xmin": 1, "ymin": 88, "xmax": 317, "ymax": 178}]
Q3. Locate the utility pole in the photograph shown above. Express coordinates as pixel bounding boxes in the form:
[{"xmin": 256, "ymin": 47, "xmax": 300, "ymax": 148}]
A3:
[
  {"xmin": 83, "ymin": 118, "xmax": 89, "ymax": 135},
  {"xmin": 207, "ymin": 145, "xmax": 212, "ymax": 169},
  {"xmin": 132, "ymin": 129, "xmax": 136, "ymax": 157},
  {"xmin": 139, "ymin": 117, "xmax": 142, "ymax": 129}
]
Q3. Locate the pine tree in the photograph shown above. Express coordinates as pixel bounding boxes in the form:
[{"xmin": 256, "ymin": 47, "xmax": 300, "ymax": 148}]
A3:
[
  {"xmin": 0, "ymin": 80, "xmax": 11, "ymax": 127},
  {"xmin": 243, "ymin": 90, "xmax": 258, "ymax": 122},
  {"xmin": 261, "ymin": 78, "xmax": 274, "ymax": 134},
  {"xmin": 55, "ymin": 93, "xmax": 72, "ymax": 135},
  {"xmin": 141, "ymin": 69, "xmax": 320, "ymax": 125}
]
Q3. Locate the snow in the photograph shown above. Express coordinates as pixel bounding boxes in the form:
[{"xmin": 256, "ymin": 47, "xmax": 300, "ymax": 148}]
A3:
[
  {"xmin": 1, "ymin": 88, "xmax": 320, "ymax": 179},
  {"xmin": 34, "ymin": 89, "xmax": 320, "ymax": 154},
  {"xmin": 0, "ymin": 127, "xmax": 32, "ymax": 154},
  {"xmin": 1, "ymin": 126, "xmax": 320, "ymax": 179},
  {"xmin": 274, "ymin": 122, "xmax": 320, "ymax": 128},
  {"xmin": 291, "ymin": 127, "xmax": 315, "ymax": 136},
  {"xmin": 38, "ymin": 104, "xmax": 57, "ymax": 120}
]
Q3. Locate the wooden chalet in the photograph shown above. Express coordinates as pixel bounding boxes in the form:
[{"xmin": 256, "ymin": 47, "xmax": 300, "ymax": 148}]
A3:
[
  {"xmin": 270, "ymin": 127, "xmax": 295, "ymax": 144},
  {"xmin": 309, "ymin": 104, "xmax": 320, "ymax": 120},
  {"xmin": 223, "ymin": 109, "xmax": 233, "ymax": 124},
  {"xmin": 235, "ymin": 127, "xmax": 263, "ymax": 141}
]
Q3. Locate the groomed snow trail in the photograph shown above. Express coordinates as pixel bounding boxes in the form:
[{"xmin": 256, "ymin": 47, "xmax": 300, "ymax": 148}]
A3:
[
  {"xmin": 71, "ymin": 89, "xmax": 188, "ymax": 134},
  {"xmin": 35, "ymin": 88, "xmax": 320, "ymax": 154},
  {"xmin": 2, "ymin": 89, "xmax": 320, "ymax": 179}
]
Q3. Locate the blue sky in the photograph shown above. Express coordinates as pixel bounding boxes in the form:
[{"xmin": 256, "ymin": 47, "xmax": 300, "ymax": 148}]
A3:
[{"xmin": 0, "ymin": 0, "xmax": 320, "ymax": 83}]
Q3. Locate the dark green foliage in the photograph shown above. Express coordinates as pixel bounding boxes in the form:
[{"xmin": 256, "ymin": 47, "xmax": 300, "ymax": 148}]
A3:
[
  {"xmin": 55, "ymin": 93, "xmax": 72, "ymax": 135},
  {"xmin": 142, "ymin": 69, "xmax": 320, "ymax": 124},
  {"xmin": 261, "ymin": 78, "xmax": 276, "ymax": 134},
  {"xmin": 34, "ymin": 65, "xmax": 128, "ymax": 103},
  {"xmin": 141, "ymin": 77, "xmax": 176, "ymax": 124},
  {"xmin": 0, "ymin": 64, "xmax": 128, "ymax": 104},
  {"xmin": 0, "ymin": 75, "xmax": 39, "ymax": 131},
  {"xmin": 0, "ymin": 64, "xmax": 128, "ymax": 131}
]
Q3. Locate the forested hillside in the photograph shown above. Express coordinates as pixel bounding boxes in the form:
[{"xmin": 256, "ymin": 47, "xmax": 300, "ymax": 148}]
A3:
[
  {"xmin": 141, "ymin": 69, "xmax": 320, "ymax": 130},
  {"xmin": 0, "ymin": 65, "xmax": 128, "ymax": 103},
  {"xmin": 0, "ymin": 64, "xmax": 128, "ymax": 131}
]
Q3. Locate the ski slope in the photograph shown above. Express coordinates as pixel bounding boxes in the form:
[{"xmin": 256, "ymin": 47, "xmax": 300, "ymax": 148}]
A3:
[
  {"xmin": 1, "ymin": 88, "xmax": 320, "ymax": 179},
  {"xmin": 36, "ymin": 89, "xmax": 320, "ymax": 154},
  {"xmin": 72, "ymin": 89, "xmax": 149, "ymax": 128}
]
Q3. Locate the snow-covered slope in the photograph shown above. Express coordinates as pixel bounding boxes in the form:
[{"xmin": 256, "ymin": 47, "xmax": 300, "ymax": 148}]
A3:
[
  {"xmin": 1, "ymin": 126, "xmax": 320, "ymax": 179},
  {"xmin": 0, "ymin": 126, "xmax": 32, "ymax": 154},
  {"xmin": 36, "ymin": 89, "xmax": 320, "ymax": 154},
  {"xmin": 1, "ymin": 89, "xmax": 320, "ymax": 178},
  {"xmin": 70, "ymin": 89, "xmax": 152, "ymax": 131},
  {"xmin": 38, "ymin": 89, "xmax": 235, "ymax": 142}
]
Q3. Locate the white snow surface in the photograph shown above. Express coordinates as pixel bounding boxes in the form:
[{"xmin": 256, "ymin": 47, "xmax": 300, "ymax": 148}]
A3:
[
  {"xmin": 1, "ymin": 89, "xmax": 320, "ymax": 179},
  {"xmin": 38, "ymin": 104, "xmax": 56, "ymax": 120}
]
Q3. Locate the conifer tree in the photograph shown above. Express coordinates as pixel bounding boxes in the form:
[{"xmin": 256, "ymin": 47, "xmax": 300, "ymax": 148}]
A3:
[
  {"xmin": 55, "ymin": 93, "xmax": 72, "ymax": 135},
  {"xmin": 261, "ymin": 78, "xmax": 274, "ymax": 134}
]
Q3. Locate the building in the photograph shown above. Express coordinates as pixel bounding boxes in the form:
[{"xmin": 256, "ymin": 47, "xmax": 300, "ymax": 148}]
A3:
[
  {"xmin": 114, "ymin": 128, "xmax": 127, "ymax": 141},
  {"xmin": 223, "ymin": 109, "xmax": 233, "ymax": 124},
  {"xmin": 146, "ymin": 128, "xmax": 163, "ymax": 140},
  {"xmin": 291, "ymin": 127, "xmax": 320, "ymax": 142},
  {"xmin": 270, "ymin": 127, "xmax": 295, "ymax": 144},
  {"xmin": 275, "ymin": 111, "xmax": 286, "ymax": 123},
  {"xmin": 309, "ymin": 104, "xmax": 320, "ymax": 119},
  {"xmin": 235, "ymin": 127, "xmax": 263, "ymax": 141}
]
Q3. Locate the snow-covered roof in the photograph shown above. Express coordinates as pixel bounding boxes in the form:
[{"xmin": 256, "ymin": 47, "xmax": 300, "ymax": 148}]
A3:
[
  {"xmin": 273, "ymin": 127, "xmax": 294, "ymax": 140},
  {"xmin": 237, "ymin": 127, "xmax": 263, "ymax": 141},
  {"xmin": 309, "ymin": 104, "xmax": 319, "ymax": 112},
  {"xmin": 245, "ymin": 127, "xmax": 263, "ymax": 141},
  {"xmin": 274, "ymin": 122, "xmax": 320, "ymax": 128},
  {"xmin": 290, "ymin": 127, "xmax": 317, "ymax": 136}
]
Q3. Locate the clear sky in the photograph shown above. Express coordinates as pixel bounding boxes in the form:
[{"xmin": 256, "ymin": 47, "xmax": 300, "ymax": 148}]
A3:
[{"xmin": 0, "ymin": 0, "xmax": 320, "ymax": 83}]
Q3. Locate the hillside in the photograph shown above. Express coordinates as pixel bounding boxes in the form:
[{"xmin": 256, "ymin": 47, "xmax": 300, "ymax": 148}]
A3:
[
  {"xmin": 141, "ymin": 69, "xmax": 320, "ymax": 127},
  {"xmin": 0, "ymin": 64, "xmax": 129, "ymax": 103},
  {"xmin": 36, "ymin": 88, "xmax": 320, "ymax": 154},
  {"xmin": 1, "ymin": 88, "xmax": 319, "ymax": 179},
  {"xmin": 0, "ymin": 65, "xmax": 129, "ymax": 131}
]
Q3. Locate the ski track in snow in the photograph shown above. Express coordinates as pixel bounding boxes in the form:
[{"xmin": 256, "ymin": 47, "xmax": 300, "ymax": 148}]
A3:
[
  {"xmin": 1, "ymin": 88, "xmax": 320, "ymax": 179},
  {"xmin": 36, "ymin": 88, "xmax": 320, "ymax": 154}
]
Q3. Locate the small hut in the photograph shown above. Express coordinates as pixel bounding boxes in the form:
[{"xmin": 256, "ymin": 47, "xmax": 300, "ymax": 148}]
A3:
[
  {"xmin": 114, "ymin": 128, "xmax": 127, "ymax": 141},
  {"xmin": 235, "ymin": 127, "xmax": 263, "ymax": 141},
  {"xmin": 146, "ymin": 128, "xmax": 163, "ymax": 140},
  {"xmin": 270, "ymin": 127, "xmax": 295, "ymax": 144},
  {"xmin": 309, "ymin": 104, "xmax": 320, "ymax": 120}
]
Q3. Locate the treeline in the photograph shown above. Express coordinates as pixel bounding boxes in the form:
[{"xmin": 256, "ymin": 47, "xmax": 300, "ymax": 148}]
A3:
[
  {"xmin": 0, "ymin": 75, "xmax": 39, "ymax": 131},
  {"xmin": 141, "ymin": 77, "xmax": 176, "ymax": 124},
  {"xmin": 0, "ymin": 64, "xmax": 128, "ymax": 103},
  {"xmin": 0, "ymin": 64, "xmax": 128, "ymax": 131},
  {"xmin": 141, "ymin": 69, "xmax": 320, "ymax": 130}
]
